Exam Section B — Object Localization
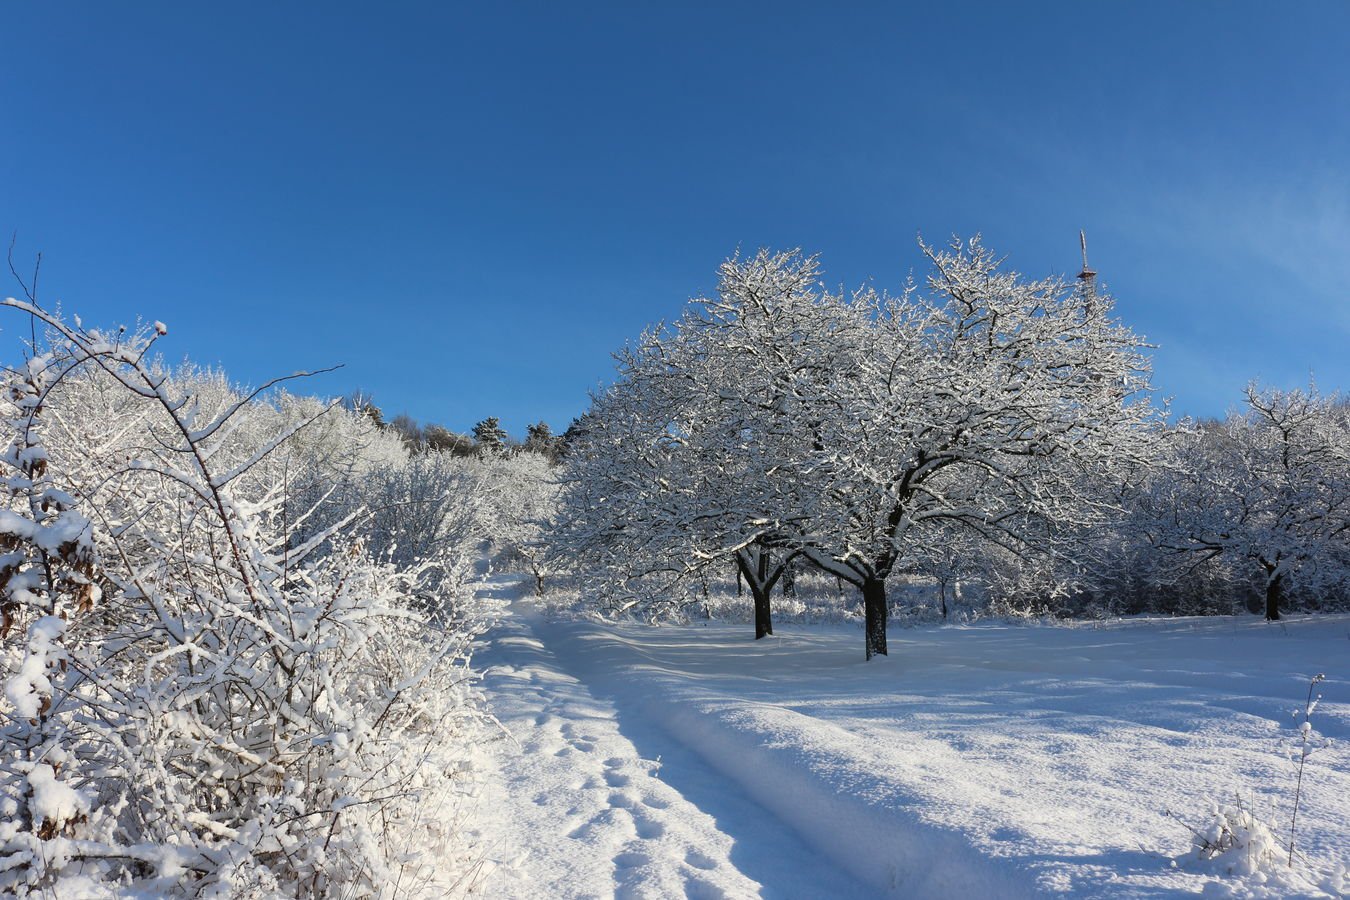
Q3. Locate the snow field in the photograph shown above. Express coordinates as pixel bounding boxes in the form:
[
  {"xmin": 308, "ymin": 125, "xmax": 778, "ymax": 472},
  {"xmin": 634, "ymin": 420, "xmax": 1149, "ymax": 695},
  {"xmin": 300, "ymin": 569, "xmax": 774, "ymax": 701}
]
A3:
[
  {"xmin": 473, "ymin": 586, "xmax": 768, "ymax": 898},
  {"xmin": 477, "ymin": 581, "xmax": 1348, "ymax": 898}
]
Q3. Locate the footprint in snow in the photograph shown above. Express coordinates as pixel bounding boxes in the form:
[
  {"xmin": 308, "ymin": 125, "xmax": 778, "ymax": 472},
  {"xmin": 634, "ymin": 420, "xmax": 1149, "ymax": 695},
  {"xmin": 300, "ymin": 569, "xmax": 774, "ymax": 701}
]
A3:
[
  {"xmin": 567, "ymin": 806, "xmax": 636, "ymax": 842},
  {"xmin": 612, "ymin": 851, "xmax": 651, "ymax": 870},
  {"xmin": 684, "ymin": 849, "xmax": 718, "ymax": 871},
  {"xmin": 632, "ymin": 814, "xmax": 664, "ymax": 839},
  {"xmin": 681, "ymin": 874, "xmax": 725, "ymax": 900},
  {"xmin": 607, "ymin": 791, "xmax": 635, "ymax": 809}
]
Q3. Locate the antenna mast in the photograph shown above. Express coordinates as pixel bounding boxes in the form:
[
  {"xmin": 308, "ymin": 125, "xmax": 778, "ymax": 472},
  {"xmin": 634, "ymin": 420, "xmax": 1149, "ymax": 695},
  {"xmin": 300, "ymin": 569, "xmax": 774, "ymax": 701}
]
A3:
[{"xmin": 1077, "ymin": 229, "xmax": 1097, "ymax": 310}]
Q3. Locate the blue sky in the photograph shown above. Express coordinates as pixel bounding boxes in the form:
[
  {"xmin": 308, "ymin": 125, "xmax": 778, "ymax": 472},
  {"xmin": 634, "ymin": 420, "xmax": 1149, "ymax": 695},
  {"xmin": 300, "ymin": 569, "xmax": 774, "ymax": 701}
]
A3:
[{"xmin": 3, "ymin": 3, "xmax": 1348, "ymax": 437}]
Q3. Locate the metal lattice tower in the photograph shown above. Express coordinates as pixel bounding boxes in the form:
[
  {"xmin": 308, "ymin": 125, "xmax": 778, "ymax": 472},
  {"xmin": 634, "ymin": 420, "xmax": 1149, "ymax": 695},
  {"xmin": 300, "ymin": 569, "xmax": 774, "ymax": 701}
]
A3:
[{"xmin": 1077, "ymin": 229, "xmax": 1097, "ymax": 313}]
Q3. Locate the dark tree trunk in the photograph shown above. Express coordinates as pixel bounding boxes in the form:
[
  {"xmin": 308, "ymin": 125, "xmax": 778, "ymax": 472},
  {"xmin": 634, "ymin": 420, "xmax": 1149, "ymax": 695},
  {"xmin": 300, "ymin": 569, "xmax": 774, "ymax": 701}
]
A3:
[
  {"xmin": 862, "ymin": 576, "xmax": 888, "ymax": 659},
  {"xmin": 750, "ymin": 582, "xmax": 774, "ymax": 639},
  {"xmin": 736, "ymin": 566, "xmax": 743, "ymax": 597},
  {"xmin": 939, "ymin": 579, "xmax": 948, "ymax": 620},
  {"xmin": 753, "ymin": 550, "xmax": 774, "ymax": 639},
  {"xmin": 736, "ymin": 548, "xmax": 775, "ymax": 639},
  {"xmin": 782, "ymin": 562, "xmax": 796, "ymax": 599},
  {"xmin": 1265, "ymin": 572, "xmax": 1283, "ymax": 621}
]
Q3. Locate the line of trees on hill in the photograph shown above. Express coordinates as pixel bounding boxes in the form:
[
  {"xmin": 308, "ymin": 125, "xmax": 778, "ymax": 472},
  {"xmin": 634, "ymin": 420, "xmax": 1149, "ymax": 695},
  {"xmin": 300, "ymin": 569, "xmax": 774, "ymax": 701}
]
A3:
[
  {"xmin": 348, "ymin": 397, "xmax": 569, "ymax": 462},
  {"xmin": 547, "ymin": 239, "xmax": 1350, "ymax": 658}
]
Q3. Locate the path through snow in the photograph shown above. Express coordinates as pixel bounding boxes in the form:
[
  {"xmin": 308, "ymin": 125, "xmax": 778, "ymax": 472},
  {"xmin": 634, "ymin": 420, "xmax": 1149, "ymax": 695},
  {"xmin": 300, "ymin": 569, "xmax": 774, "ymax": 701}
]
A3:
[
  {"xmin": 472, "ymin": 578, "xmax": 1349, "ymax": 898},
  {"xmin": 472, "ymin": 577, "xmax": 871, "ymax": 899}
]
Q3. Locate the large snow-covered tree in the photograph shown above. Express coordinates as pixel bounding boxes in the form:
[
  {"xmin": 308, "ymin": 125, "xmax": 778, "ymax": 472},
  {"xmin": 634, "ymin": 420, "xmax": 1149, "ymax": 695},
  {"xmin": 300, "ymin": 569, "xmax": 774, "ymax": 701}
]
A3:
[
  {"xmin": 552, "ymin": 250, "xmax": 850, "ymax": 637},
  {"xmin": 782, "ymin": 238, "xmax": 1159, "ymax": 656},
  {"xmin": 556, "ymin": 239, "xmax": 1161, "ymax": 658}
]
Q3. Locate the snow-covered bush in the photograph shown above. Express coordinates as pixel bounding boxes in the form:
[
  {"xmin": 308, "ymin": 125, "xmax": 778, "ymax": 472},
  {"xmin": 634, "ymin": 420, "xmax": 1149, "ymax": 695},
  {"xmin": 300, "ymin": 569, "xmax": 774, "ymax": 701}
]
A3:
[
  {"xmin": 1165, "ymin": 676, "xmax": 1339, "ymax": 894},
  {"xmin": 0, "ymin": 298, "xmax": 488, "ymax": 897},
  {"xmin": 360, "ymin": 450, "xmax": 490, "ymax": 620},
  {"xmin": 1184, "ymin": 796, "xmax": 1283, "ymax": 875},
  {"xmin": 479, "ymin": 452, "xmax": 560, "ymax": 596}
]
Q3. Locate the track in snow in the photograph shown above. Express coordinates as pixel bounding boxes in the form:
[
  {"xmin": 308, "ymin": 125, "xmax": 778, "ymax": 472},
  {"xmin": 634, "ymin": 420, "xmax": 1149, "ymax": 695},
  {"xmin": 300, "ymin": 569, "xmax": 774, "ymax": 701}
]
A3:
[
  {"xmin": 473, "ymin": 577, "xmax": 1349, "ymax": 899},
  {"xmin": 473, "ymin": 578, "xmax": 871, "ymax": 899}
]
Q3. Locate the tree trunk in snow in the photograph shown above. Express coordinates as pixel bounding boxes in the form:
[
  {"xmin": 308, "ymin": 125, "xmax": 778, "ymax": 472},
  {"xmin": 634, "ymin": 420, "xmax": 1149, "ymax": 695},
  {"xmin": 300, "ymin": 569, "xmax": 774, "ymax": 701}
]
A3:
[
  {"xmin": 1265, "ymin": 571, "xmax": 1283, "ymax": 622},
  {"xmin": 750, "ymin": 581, "xmax": 774, "ymax": 639},
  {"xmin": 736, "ymin": 548, "xmax": 775, "ymax": 639},
  {"xmin": 782, "ymin": 562, "xmax": 796, "ymax": 599},
  {"xmin": 753, "ymin": 550, "xmax": 773, "ymax": 639},
  {"xmin": 862, "ymin": 576, "xmax": 888, "ymax": 659}
]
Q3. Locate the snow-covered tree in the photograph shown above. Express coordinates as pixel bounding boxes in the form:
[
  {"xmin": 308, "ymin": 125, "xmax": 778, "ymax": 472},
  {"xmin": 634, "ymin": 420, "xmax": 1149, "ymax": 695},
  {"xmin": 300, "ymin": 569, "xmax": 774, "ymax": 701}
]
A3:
[
  {"xmin": 481, "ymin": 452, "xmax": 561, "ymax": 595},
  {"xmin": 472, "ymin": 416, "xmax": 508, "ymax": 455},
  {"xmin": 523, "ymin": 421, "xmax": 563, "ymax": 461},
  {"xmin": 549, "ymin": 343, "xmax": 710, "ymax": 620},
  {"xmin": 556, "ymin": 239, "xmax": 1161, "ymax": 657},
  {"xmin": 360, "ymin": 450, "xmax": 489, "ymax": 615},
  {"xmin": 552, "ymin": 250, "xmax": 847, "ymax": 637},
  {"xmin": 1153, "ymin": 385, "xmax": 1350, "ymax": 620},
  {"xmin": 791, "ymin": 238, "xmax": 1160, "ymax": 655}
]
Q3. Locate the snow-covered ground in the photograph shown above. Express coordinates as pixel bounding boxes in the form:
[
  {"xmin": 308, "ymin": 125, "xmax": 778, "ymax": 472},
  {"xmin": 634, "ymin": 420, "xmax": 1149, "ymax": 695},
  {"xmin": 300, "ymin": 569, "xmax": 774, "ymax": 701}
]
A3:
[{"xmin": 472, "ymin": 578, "xmax": 1348, "ymax": 898}]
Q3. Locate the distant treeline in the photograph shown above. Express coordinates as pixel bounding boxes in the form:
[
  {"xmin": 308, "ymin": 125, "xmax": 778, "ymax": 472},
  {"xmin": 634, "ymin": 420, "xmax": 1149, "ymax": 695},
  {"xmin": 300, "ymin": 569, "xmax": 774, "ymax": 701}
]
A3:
[{"xmin": 344, "ymin": 393, "xmax": 577, "ymax": 461}]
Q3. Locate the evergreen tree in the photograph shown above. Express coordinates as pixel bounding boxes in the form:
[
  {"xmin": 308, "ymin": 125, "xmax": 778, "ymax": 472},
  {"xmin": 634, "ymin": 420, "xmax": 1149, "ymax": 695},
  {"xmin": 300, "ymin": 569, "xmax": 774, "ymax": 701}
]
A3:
[
  {"xmin": 524, "ymin": 421, "xmax": 562, "ymax": 461},
  {"xmin": 473, "ymin": 416, "xmax": 508, "ymax": 455},
  {"xmin": 559, "ymin": 415, "xmax": 590, "ymax": 460}
]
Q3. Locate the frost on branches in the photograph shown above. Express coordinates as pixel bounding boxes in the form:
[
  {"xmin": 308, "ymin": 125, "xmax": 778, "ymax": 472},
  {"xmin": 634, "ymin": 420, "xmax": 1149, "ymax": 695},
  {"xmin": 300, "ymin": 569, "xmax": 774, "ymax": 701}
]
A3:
[
  {"xmin": 1146, "ymin": 386, "xmax": 1350, "ymax": 621},
  {"xmin": 479, "ymin": 452, "xmax": 561, "ymax": 596},
  {"xmin": 553, "ymin": 239, "xmax": 1161, "ymax": 657},
  {"xmin": 0, "ymin": 297, "xmax": 490, "ymax": 898}
]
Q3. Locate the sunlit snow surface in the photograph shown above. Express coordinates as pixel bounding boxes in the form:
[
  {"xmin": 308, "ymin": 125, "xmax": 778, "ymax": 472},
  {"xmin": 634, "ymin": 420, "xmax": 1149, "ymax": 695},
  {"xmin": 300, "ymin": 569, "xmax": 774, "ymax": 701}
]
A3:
[{"xmin": 474, "ymin": 580, "xmax": 1348, "ymax": 898}]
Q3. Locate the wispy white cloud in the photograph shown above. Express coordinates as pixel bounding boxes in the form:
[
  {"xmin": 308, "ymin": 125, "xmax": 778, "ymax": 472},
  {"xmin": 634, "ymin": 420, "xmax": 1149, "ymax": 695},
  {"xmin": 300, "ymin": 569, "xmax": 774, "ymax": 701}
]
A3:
[{"xmin": 1145, "ymin": 169, "xmax": 1350, "ymax": 331}]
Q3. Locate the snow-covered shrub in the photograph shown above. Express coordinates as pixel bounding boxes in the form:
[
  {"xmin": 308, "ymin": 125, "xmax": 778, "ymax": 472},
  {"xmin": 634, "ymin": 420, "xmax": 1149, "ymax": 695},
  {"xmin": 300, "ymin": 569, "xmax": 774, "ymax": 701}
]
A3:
[
  {"xmin": 1166, "ymin": 677, "xmax": 1338, "ymax": 892},
  {"xmin": 0, "ymin": 299, "xmax": 487, "ymax": 897},
  {"xmin": 360, "ymin": 450, "xmax": 489, "ymax": 619},
  {"xmin": 479, "ymin": 452, "xmax": 560, "ymax": 596},
  {"xmin": 1181, "ymin": 797, "xmax": 1284, "ymax": 875}
]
